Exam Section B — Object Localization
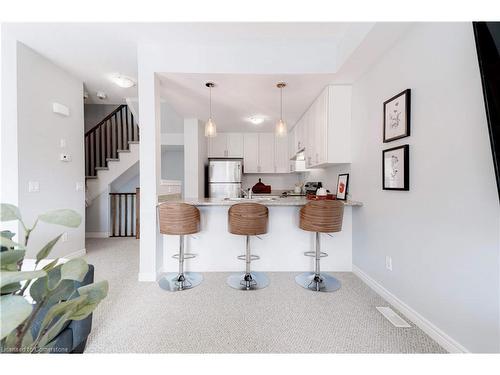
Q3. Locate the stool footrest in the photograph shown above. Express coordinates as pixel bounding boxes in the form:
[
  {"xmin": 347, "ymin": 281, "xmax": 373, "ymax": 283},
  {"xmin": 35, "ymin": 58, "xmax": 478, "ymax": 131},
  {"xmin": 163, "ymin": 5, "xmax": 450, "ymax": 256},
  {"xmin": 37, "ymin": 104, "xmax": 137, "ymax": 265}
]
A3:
[
  {"xmin": 304, "ymin": 251, "xmax": 328, "ymax": 258},
  {"xmin": 237, "ymin": 254, "xmax": 260, "ymax": 261},
  {"xmin": 172, "ymin": 253, "xmax": 197, "ymax": 260}
]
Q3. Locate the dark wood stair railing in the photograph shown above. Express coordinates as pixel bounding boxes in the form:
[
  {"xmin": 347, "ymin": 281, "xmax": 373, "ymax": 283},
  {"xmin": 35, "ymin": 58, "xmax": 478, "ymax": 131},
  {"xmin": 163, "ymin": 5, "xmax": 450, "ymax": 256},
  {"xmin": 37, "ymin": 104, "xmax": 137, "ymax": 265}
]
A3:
[
  {"xmin": 110, "ymin": 192, "xmax": 138, "ymax": 237},
  {"xmin": 85, "ymin": 105, "xmax": 139, "ymax": 178}
]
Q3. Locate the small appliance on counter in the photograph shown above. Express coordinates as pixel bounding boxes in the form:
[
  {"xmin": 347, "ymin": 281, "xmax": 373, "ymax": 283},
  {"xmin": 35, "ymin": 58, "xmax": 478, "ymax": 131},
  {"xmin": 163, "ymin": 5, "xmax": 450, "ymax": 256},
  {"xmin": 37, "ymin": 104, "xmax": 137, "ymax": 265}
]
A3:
[
  {"xmin": 208, "ymin": 158, "xmax": 243, "ymax": 198},
  {"xmin": 304, "ymin": 181, "xmax": 336, "ymax": 200},
  {"xmin": 251, "ymin": 178, "xmax": 271, "ymax": 194},
  {"xmin": 304, "ymin": 182, "xmax": 322, "ymax": 195}
]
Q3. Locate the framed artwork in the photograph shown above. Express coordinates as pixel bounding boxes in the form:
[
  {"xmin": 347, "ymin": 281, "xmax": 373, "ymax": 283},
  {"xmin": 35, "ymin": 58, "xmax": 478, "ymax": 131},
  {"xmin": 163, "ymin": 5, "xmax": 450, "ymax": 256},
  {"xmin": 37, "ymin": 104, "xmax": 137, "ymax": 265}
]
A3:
[
  {"xmin": 383, "ymin": 145, "xmax": 409, "ymax": 191},
  {"xmin": 336, "ymin": 174, "xmax": 349, "ymax": 200},
  {"xmin": 383, "ymin": 89, "xmax": 411, "ymax": 143}
]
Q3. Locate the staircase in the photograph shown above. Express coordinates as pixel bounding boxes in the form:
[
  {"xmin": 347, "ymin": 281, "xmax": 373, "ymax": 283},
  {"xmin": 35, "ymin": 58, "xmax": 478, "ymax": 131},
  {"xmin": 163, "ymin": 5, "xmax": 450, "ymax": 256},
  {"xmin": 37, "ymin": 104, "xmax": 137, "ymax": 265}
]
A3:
[{"xmin": 85, "ymin": 105, "xmax": 139, "ymax": 202}]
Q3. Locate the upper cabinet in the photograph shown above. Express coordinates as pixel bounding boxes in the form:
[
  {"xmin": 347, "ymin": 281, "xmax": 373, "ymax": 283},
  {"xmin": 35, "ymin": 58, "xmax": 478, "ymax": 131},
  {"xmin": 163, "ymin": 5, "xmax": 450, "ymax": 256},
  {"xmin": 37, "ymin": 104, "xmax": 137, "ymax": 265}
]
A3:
[
  {"xmin": 299, "ymin": 85, "xmax": 352, "ymax": 168},
  {"xmin": 242, "ymin": 133, "xmax": 289, "ymax": 174},
  {"xmin": 208, "ymin": 133, "xmax": 244, "ymax": 158}
]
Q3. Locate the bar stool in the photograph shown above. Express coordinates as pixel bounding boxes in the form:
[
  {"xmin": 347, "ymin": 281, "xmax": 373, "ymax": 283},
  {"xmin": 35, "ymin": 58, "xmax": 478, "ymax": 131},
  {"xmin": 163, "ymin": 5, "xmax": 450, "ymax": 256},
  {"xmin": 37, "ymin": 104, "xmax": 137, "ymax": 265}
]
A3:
[
  {"xmin": 296, "ymin": 200, "xmax": 344, "ymax": 292},
  {"xmin": 227, "ymin": 203, "xmax": 269, "ymax": 290},
  {"xmin": 157, "ymin": 202, "xmax": 203, "ymax": 292}
]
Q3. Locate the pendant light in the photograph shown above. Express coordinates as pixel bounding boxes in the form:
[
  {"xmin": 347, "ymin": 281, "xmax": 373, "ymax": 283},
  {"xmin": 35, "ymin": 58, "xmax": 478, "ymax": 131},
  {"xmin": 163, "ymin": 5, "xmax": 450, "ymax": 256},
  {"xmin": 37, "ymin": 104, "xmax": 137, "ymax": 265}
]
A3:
[
  {"xmin": 205, "ymin": 82, "xmax": 217, "ymax": 137},
  {"xmin": 275, "ymin": 82, "xmax": 287, "ymax": 137}
]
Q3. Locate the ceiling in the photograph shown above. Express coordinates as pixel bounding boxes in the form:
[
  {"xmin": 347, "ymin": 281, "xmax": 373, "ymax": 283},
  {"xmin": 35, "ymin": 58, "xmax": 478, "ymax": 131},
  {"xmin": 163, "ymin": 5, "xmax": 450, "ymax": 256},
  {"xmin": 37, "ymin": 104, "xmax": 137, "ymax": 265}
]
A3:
[
  {"xmin": 2, "ymin": 23, "xmax": 354, "ymax": 104},
  {"xmin": 158, "ymin": 73, "xmax": 337, "ymax": 132}
]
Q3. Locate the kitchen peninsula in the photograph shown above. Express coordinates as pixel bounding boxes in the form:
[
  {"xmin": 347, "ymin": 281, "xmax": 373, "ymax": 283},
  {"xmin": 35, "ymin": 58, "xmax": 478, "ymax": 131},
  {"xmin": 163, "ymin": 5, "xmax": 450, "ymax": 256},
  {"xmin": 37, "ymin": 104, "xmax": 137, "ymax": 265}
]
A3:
[{"xmin": 158, "ymin": 195, "xmax": 362, "ymax": 273}]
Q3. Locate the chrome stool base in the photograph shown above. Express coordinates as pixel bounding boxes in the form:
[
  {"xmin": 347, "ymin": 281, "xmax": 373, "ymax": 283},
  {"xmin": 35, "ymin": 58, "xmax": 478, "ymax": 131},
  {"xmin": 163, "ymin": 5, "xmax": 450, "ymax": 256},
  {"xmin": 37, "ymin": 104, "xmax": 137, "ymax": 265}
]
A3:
[
  {"xmin": 227, "ymin": 272, "xmax": 269, "ymax": 290},
  {"xmin": 295, "ymin": 272, "xmax": 341, "ymax": 292},
  {"xmin": 158, "ymin": 272, "xmax": 203, "ymax": 292}
]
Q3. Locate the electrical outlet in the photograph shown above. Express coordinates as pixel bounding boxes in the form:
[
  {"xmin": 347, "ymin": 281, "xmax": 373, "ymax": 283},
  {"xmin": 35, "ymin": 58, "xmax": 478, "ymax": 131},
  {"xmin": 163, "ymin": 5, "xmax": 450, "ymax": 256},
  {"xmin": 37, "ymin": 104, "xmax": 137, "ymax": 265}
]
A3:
[
  {"xmin": 385, "ymin": 256, "xmax": 393, "ymax": 271},
  {"xmin": 61, "ymin": 232, "xmax": 68, "ymax": 242},
  {"xmin": 28, "ymin": 181, "xmax": 40, "ymax": 192}
]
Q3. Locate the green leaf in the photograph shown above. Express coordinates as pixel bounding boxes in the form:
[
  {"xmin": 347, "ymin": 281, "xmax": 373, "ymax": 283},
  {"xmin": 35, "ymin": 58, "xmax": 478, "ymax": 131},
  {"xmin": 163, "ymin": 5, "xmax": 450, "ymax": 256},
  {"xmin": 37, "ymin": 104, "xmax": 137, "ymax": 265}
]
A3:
[
  {"xmin": 0, "ymin": 250, "xmax": 25, "ymax": 271},
  {"xmin": 61, "ymin": 258, "xmax": 88, "ymax": 282},
  {"xmin": 0, "ymin": 270, "xmax": 46, "ymax": 289},
  {"xmin": 45, "ymin": 280, "xmax": 77, "ymax": 306},
  {"xmin": 0, "ymin": 295, "xmax": 33, "ymax": 340},
  {"xmin": 0, "ymin": 237, "xmax": 25, "ymax": 250},
  {"xmin": 0, "ymin": 204, "xmax": 22, "ymax": 222},
  {"xmin": 28, "ymin": 276, "xmax": 48, "ymax": 303},
  {"xmin": 38, "ymin": 311, "xmax": 73, "ymax": 348},
  {"xmin": 42, "ymin": 258, "xmax": 60, "ymax": 272},
  {"xmin": 39, "ymin": 297, "xmax": 83, "ymax": 334},
  {"xmin": 35, "ymin": 234, "xmax": 62, "ymax": 264},
  {"xmin": 1, "ymin": 282, "xmax": 21, "ymax": 294},
  {"xmin": 38, "ymin": 209, "xmax": 81, "ymax": 228},
  {"xmin": 78, "ymin": 280, "xmax": 109, "ymax": 303}
]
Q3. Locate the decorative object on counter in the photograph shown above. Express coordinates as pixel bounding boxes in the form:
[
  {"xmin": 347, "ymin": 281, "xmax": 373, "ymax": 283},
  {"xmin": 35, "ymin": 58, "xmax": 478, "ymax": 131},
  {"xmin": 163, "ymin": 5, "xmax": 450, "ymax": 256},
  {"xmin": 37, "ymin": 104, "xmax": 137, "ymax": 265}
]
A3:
[
  {"xmin": 294, "ymin": 183, "xmax": 303, "ymax": 194},
  {"xmin": 296, "ymin": 200, "xmax": 344, "ymax": 292},
  {"xmin": 275, "ymin": 82, "xmax": 288, "ymax": 137},
  {"xmin": 0, "ymin": 204, "xmax": 108, "ymax": 354},
  {"xmin": 383, "ymin": 89, "xmax": 411, "ymax": 143},
  {"xmin": 383, "ymin": 144, "xmax": 410, "ymax": 190},
  {"xmin": 336, "ymin": 173, "xmax": 349, "ymax": 200},
  {"xmin": 251, "ymin": 178, "xmax": 271, "ymax": 194},
  {"xmin": 157, "ymin": 203, "xmax": 203, "ymax": 292},
  {"xmin": 316, "ymin": 187, "xmax": 327, "ymax": 196},
  {"xmin": 204, "ymin": 82, "xmax": 217, "ymax": 138}
]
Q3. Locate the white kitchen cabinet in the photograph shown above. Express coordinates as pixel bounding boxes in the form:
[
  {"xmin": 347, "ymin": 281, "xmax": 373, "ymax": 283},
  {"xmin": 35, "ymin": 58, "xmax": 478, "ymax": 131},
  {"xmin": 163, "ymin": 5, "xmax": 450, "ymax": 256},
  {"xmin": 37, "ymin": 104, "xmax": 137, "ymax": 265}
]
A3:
[
  {"xmin": 208, "ymin": 133, "xmax": 244, "ymax": 158},
  {"xmin": 242, "ymin": 133, "xmax": 289, "ymax": 174},
  {"xmin": 243, "ymin": 133, "xmax": 259, "ymax": 173},
  {"xmin": 258, "ymin": 133, "xmax": 275, "ymax": 173},
  {"xmin": 226, "ymin": 133, "xmax": 244, "ymax": 157},
  {"xmin": 208, "ymin": 134, "xmax": 227, "ymax": 157},
  {"xmin": 300, "ymin": 85, "xmax": 352, "ymax": 168},
  {"xmin": 274, "ymin": 134, "xmax": 289, "ymax": 173}
]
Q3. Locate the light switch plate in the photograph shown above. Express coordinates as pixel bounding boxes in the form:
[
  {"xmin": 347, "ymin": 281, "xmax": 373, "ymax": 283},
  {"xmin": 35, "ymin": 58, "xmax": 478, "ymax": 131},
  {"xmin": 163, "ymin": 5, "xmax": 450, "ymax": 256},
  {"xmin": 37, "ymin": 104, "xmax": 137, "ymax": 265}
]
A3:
[
  {"xmin": 385, "ymin": 255, "xmax": 393, "ymax": 271},
  {"xmin": 76, "ymin": 182, "xmax": 84, "ymax": 191},
  {"xmin": 61, "ymin": 232, "xmax": 68, "ymax": 242},
  {"xmin": 28, "ymin": 181, "xmax": 39, "ymax": 193}
]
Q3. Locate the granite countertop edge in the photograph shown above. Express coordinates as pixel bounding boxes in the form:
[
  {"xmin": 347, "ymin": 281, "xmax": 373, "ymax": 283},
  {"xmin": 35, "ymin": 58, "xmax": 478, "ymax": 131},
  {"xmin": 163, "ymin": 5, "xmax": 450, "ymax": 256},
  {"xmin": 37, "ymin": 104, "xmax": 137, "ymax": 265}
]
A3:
[{"xmin": 157, "ymin": 196, "xmax": 363, "ymax": 207}]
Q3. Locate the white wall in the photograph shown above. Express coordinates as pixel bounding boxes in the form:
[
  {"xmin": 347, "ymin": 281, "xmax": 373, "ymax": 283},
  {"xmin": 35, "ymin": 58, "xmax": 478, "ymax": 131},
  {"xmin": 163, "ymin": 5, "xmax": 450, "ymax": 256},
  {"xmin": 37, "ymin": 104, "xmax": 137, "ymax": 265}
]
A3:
[
  {"xmin": 183, "ymin": 119, "xmax": 207, "ymax": 199},
  {"xmin": 349, "ymin": 23, "xmax": 499, "ymax": 353},
  {"xmin": 14, "ymin": 42, "xmax": 85, "ymax": 257},
  {"xmin": 84, "ymin": 104, "xmax": 119, "ymax": 132},
  {"xmin": 161, "ymin": 146, "xmax": 184, "ymax": 182}
]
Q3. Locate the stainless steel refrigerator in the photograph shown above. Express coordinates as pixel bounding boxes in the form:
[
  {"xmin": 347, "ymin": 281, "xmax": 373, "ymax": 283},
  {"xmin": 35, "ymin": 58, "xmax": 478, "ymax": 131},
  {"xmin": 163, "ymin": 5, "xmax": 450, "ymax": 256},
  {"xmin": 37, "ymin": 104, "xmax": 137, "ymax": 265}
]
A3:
[{"xmin": 208, "ymin": 158, "xmax": 242, "ymax": 198}]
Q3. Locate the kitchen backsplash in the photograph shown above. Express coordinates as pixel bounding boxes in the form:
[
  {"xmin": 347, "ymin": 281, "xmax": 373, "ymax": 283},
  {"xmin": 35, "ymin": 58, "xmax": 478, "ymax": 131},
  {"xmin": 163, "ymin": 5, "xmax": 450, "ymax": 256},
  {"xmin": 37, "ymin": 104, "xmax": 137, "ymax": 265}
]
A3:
[{"xmin": 242, "ymin": 173, "xmax": 302, "ymax": 190}]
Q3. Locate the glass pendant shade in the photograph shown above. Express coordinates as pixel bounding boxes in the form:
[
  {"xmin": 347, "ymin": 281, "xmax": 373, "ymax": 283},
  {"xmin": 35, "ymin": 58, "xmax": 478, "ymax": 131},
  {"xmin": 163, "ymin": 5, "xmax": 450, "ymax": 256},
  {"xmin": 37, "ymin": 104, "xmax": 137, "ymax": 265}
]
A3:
[
  {"xmin": 205, "ymin": 117, "xmax": 217, "ymax": 138},
  {"xmin": 275, "ymin": 119, "xmax": 287, "ymax": 137},
  {"xmin": 205, "ymin": 82, "xmax": 217, "ymax": 138},
  {"xmin": 275, "ymin": 82, "xmax": 288, "ymax": 137}
]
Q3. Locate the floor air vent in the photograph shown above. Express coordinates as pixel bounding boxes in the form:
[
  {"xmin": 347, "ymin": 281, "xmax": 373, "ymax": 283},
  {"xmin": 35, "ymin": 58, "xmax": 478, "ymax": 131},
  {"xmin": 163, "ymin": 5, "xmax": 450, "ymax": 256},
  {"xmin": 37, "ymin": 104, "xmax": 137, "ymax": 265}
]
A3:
[{"xmin": 376, "ymin": 306, "xmax": 411, "ymax": 328}]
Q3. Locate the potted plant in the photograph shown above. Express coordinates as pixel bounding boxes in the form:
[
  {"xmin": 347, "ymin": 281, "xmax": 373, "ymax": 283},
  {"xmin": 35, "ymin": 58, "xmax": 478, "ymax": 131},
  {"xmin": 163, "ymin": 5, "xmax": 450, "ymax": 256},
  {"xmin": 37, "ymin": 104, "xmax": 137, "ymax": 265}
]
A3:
[{"xmin": 0, "ymin": 203, "xmax": 108, "ymax": 353}]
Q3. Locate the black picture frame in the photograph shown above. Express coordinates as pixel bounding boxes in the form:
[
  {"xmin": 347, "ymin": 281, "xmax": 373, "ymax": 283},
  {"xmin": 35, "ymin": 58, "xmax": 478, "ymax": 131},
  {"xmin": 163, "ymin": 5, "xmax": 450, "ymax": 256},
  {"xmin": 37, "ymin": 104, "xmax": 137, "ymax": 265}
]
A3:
[
  {"xmin": 336, "ymin": 174, "xmax": 349, "ymax": 200},
  {"xmin": 382, "ymin": 145, "xmax": 409, "ymax": 191},
  {"xmin": 383, "ymin": 89, "xmax": 411, "ymax": 143}
]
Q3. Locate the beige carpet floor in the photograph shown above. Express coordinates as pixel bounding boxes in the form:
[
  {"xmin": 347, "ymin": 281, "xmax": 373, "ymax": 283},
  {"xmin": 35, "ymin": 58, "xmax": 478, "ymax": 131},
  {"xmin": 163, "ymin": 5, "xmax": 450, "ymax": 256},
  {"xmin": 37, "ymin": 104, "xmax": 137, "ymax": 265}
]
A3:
[{"xmin": 84, "ymin": 238, "xmax": 445, "ymax": 353}]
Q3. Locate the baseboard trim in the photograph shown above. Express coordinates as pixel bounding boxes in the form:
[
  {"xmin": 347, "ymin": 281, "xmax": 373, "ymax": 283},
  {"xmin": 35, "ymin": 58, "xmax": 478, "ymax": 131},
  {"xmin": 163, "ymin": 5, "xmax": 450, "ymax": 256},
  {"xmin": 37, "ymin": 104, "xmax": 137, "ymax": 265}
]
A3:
[
  {"xmin": 63, "ymin": 248, "xmax": 87, "ymax": 259},
  {"xmin": 352, "ymin": 264, "xmax": 469, "ymax": 353},
  {"xmin": 85, "ymin": 232, "xmax": 109, "ymax": 238}
]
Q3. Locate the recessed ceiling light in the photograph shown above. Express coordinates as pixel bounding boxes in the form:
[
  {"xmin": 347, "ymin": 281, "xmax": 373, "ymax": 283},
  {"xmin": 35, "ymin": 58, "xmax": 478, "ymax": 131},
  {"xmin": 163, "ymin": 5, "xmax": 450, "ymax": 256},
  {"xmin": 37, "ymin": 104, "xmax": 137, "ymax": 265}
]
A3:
[
  {"xmin": 110, "ymin": 74, "xmax": 136, "ymax": 88},
  {"xmin": 247, "ymin": 115, "xmax": 266, "ymax": 125}
]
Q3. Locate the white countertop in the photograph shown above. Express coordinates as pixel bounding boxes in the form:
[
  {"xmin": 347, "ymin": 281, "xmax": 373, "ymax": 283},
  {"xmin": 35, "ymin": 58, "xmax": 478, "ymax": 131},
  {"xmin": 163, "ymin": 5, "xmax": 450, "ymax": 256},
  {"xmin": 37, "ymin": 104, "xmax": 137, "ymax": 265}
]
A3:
[{"xmin": 158, "ymin": 196, "xmax": 363, "ymax": 207}]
